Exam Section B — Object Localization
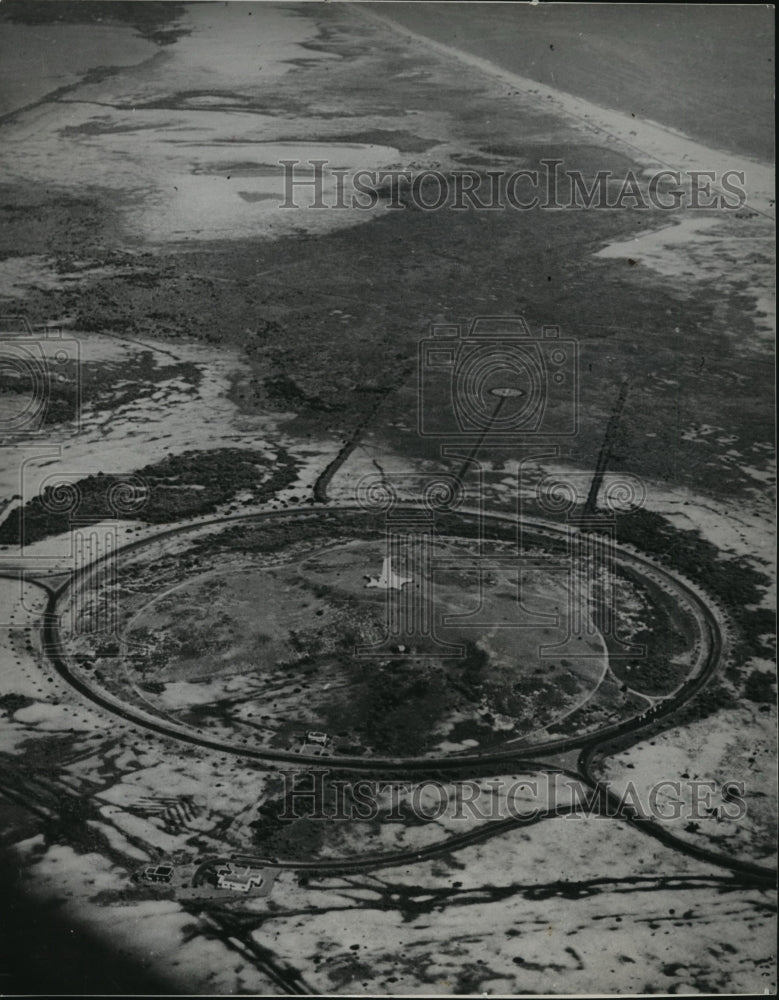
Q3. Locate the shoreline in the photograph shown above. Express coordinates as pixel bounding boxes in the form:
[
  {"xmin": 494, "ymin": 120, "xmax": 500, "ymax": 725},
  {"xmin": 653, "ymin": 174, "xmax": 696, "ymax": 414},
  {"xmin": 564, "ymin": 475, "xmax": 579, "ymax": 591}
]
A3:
[{"xmin": 358, "ymin": 5, "xmax": 775, "ymax": 219}]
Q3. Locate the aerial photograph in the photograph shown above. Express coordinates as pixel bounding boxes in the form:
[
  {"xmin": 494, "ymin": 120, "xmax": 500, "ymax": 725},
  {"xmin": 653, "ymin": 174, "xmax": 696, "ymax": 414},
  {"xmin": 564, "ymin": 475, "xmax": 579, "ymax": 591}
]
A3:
[{"xmin": 0, "ymin": 1, "xmax": 775, "ymax": 995}]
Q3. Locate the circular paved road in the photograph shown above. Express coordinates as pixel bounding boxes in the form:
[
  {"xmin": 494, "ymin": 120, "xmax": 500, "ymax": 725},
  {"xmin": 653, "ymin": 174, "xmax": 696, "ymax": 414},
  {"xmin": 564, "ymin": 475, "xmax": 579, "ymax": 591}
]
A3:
[{"xmin": 42, "ymin": 504, "xmax": 722, "ymax": 772}]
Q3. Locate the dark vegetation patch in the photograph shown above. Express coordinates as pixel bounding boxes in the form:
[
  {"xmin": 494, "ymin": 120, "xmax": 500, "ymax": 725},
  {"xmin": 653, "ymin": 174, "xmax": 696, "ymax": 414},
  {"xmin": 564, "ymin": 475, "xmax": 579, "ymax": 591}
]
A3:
[
  {"xmin": 571, "ymin": 506, "xmax": 776, "ymax": 737},
  {"xmin": 79, "ymin": 351, "xmax": 202, "ymax": 410},
  {"xmin": 0, "ymin": 1, "xmax": 190, "ymax": 45},
  {"xmin": 476, "ymin": 142, "xmax": 640, "ymax": 175},
  {"xmin": 59, "ymin": 120, "xmax": 180, "ymax": 137},
  {"xmin": 250, "ymin": 778, "xmax": 331, "ymax": 859},
  {"xmin": 1, "ymin": 347, "xmax": 201, "ymax": 433},
  {"xmin": 546, "ymin": 678, "xmax": 648, "ymax": 738},
  {"xmin": 277, "ymin": 130, "xmax": 443, "ymax": 153},
  {"xmin": 607, "ymin": 569, "xmax": 695, "ymax": 696},
  {"xmin": 744, "ymin": 669, "xmax": 776, "ymax": 704},
  {"xmin": 0, "ymin": 357, "xmax": 80, "ymax": 427},
  {"xmin": 0, "ymin": 448, "xmax": 297, "ymax": 547},
  {"xmin": 133, "ymin": 90, "xmax": 261, "ymax": 111},
  {"xmin": 0, "ymin": 693, "xmax": 35, "ymax": 716},
  {"xmin": 236, "ymin": 192, "xmax": 280, "ymax": 203},
  {"xmin": 610, "ymin": 507, "xmax": 773, "ymax": 669},
  {"xmin": 315, "ymin": 646, "xmax": 491, "ymax": 756},
  {"xmin": 193, "ymin": 511, "xmax": 386, "ymax": 560},
  {"xmin": 191, "ymin": 162, "xmax": 283, "ymax": 176},
  {"xmin": 0, "ymin": 185, "xmax": 122, "ymax": 257},
  {"xmin": 250, "ymin": 770, "xmax": 438, "ymax": 860},
  {"xmin": 263, "ymin": 373, "xmax": 336, "ymax": 412}
]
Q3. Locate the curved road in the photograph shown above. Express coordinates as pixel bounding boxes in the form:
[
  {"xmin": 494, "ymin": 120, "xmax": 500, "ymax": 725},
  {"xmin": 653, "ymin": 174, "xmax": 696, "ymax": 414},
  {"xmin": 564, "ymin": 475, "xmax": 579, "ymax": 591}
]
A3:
[
  {"xmin": 6, "ymin": 504, "xmax": 776, "ymax": 885},
  {"xmin": 42, "ymin": 505, "xmax": 720, "ymax": 771}
]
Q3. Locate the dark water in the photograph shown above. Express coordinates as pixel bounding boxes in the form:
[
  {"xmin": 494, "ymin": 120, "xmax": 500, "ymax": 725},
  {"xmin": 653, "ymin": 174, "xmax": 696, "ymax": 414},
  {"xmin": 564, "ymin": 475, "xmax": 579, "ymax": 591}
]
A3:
[{"xmin": 378, "ymin": 3, "xmax": 775, "ymax": 162}]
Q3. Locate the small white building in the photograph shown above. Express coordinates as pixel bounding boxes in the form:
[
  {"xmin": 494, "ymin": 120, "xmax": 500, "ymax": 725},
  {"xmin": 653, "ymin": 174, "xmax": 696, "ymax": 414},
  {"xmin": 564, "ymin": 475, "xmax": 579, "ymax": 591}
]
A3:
[{"xmin": 215, "ymin": 863, "xmax": 266, "ymax": 893}]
